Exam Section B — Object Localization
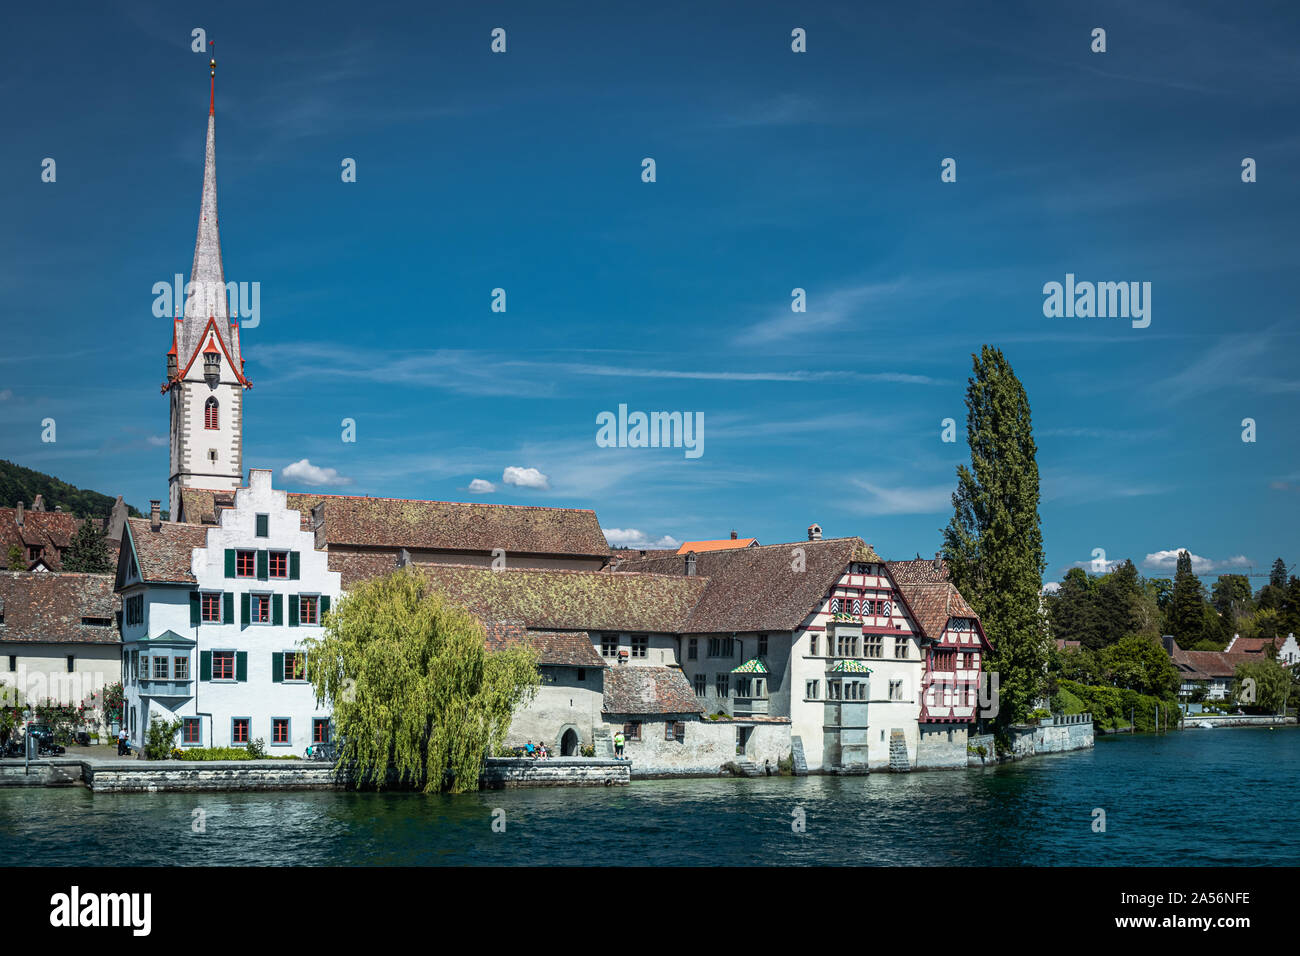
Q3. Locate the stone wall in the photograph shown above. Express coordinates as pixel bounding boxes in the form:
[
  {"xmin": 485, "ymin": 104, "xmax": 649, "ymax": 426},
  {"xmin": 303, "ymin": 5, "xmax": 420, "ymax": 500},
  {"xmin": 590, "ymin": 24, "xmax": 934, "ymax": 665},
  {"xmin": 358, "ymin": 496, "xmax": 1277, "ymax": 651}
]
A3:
[
  {"xmin": 915, "ymin": 723, "xmax": 969, "ymax": 769},
  {"xmin": 611, "ymin": 717, "xmax": 791, "ymax": 777},
  {"xmin": 480, "ymin": 757, "xmax": 629, "ymax": 788},
  {"xmin": 1033, "ymin": 713, "xmax": 1094, "ymax": 753},
  {"xmin": 85, "ymin": 760, "xmax": 342, "ymax": 793}
]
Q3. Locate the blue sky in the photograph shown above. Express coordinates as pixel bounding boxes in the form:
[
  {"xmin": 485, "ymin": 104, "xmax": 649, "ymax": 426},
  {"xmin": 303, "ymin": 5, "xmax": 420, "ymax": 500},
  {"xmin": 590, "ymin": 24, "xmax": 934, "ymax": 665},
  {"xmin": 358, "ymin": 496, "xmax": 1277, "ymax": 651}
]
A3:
[{"xmin": 2, "ymin": 0, "xmax": 1297, "ymax": 585}]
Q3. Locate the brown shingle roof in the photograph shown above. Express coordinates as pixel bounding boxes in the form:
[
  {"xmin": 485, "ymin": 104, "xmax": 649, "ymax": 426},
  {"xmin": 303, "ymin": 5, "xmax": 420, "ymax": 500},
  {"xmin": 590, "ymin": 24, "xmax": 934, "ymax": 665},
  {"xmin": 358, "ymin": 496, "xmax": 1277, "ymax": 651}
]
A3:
[
  {"xmin": 482, "ymin": 621, "xmax": 604, "ymax": 667},
  {"xmin": 618, "ymin": 537, "xmax": 881, "ymax": 633},
  {"xmin": 285, "ymin": 493, "xmax": 610, "ymax": 558},
  {"xmin": 885, "ymin": 557, "xmax": 951, "ymax": 585},
  {"xmin": 0, "ymin": 507, "xmax": 81, "ymax": 570},
  {"xmin": 886, "ymin": 573, "xmax": 982, "ymax": 643},
  {"xmin": 122, "ymin": 518, "xmax": 209, "ymax": 584},
  {"xmin": 419, "ymin": 564, "xmax": 706, "ymax": 633},
  {"xmin": 0, "ymin": 571, "xmax": 121, "ymax": 645},
  {"xmin": 602, "ymin": 666, "xmax": 703, "ymax": 715},
  {"xmin": 1172, "ymin": 649, "xmax": 1256, "ymax": 679}
]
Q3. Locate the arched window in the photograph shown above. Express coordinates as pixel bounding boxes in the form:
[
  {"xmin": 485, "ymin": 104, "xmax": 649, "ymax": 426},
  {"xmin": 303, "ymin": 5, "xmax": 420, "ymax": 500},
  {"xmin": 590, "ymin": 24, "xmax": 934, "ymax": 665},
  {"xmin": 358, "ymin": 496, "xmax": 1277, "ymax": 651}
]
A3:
[{"xmin": 205, "ymin": 397, "xmax": 219, "ymax": 430}]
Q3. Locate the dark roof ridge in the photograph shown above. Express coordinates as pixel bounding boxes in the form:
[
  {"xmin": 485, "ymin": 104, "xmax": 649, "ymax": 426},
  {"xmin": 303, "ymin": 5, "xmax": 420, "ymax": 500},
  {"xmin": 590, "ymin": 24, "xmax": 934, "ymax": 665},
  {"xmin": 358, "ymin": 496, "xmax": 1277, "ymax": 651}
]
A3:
[{"xmin": 291, "ymin": 491, "xmax": 596, "ymax": 515}]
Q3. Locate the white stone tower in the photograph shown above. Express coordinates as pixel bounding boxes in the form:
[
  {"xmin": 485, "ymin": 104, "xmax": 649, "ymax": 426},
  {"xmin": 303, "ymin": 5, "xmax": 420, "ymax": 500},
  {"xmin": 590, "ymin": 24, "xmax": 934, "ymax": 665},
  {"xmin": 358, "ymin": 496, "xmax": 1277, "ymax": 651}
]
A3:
[{"xmin": 164, "ymin": 53, "xmax": 250, "ymax": 520}]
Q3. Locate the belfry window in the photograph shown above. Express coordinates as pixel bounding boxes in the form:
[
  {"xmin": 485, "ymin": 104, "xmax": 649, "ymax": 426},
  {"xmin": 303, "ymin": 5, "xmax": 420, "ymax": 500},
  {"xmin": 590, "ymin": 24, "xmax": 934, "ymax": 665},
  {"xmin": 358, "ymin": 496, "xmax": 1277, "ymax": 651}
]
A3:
[{"xmin": 205, "ymin": 397, "xmax": 219, "ymax": 429}]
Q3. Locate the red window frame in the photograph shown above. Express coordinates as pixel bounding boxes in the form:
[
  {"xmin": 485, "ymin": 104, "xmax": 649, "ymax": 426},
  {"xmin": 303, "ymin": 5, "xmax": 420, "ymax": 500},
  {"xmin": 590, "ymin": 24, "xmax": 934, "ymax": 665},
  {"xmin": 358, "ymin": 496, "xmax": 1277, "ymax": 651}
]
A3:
[
  {"xmin": 299, "ymin": 595, "xmax": 318, "ymax": 625},
  {"xmin": 201, "ymin": 592, "xmax": 221, "ymax": 623},
  {"xmin": 204, "ymin": 397, "xmax": 219, "ymax": 430},
  {"xmin": 252, "ymin": 594, "xmax": 271, "ymax": 623},
  {"xmin": 269, "ymin": 551, "xmax": 288, "ymax": 578},
  {"xmin": 236, "ymin": 550, "xmax": 255, "ymax": 577},
  {"xmin": 182, "ymin": 718, "xmax": 201, "ymax": 744},
  {"xmin": 282, "ymin": 652, "xmax": 305, "ymax": 682},
  {"xmin": 212, "ymin": 651, "xmax": 235, "ymax": 680},
  {"xmin": 272, "ymin": 719, "xmax": 289, "ymax": 745},
  {"xmin": 232, "ymin": 718, "xmax": 249, "ymax": 744},
  {"xmin": 312, "ymin": 719, "xmax": 329, "ymax": 744}
]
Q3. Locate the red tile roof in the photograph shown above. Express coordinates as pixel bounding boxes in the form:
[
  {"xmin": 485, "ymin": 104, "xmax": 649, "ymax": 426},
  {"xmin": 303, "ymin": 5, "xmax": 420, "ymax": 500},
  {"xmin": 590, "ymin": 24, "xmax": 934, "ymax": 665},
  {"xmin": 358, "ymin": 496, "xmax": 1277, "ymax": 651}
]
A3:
[
  {"xmin": 121, "ymin": 518, "xmax": 209, "ymax": 585},
  {"xmin": 482, "ymin": 622, "xmax": 604, "ymax": 668},
  {"xmin": 1172, "ymin": 649, "xmax": 1256, "ymax": 679},
  {"xmin": 0, "ymin": 571, "xmax": 120, "ymax": 645},
  {"xmin": 676, "ymin": 538, "xmax": 757, "ymax": 554},
  {"xmin": 0, "ymin": 507, "xmax": 80, "ymax": 570},
  {"xmin": 602, "ymin": 666, "xmax": 704, "ymax": 716}
]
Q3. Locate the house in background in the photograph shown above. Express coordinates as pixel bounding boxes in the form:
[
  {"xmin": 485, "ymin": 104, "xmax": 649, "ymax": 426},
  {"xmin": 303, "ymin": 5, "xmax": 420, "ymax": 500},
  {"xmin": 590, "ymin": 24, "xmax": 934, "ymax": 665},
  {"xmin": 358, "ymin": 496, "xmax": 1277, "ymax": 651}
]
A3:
[
  {"xmin": 1277, "ymin": 633, "xmax": 1299, "ymax": 666},
  {"xmin": 0, "ymin": 571, "xmax": 121, "ymax": 731},
  {"xmin": 1, "ymin": 496, "xmax": 128, "ymax": 572}
]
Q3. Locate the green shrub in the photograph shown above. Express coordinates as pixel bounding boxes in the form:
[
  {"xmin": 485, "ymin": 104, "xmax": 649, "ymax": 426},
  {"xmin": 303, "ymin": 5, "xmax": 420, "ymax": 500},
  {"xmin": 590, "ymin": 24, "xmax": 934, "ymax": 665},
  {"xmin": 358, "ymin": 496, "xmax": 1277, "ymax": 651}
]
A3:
[
  {"xmin": 245, "ymin": 737, "xmax": 266, "ymax": 759},
  {"xmin": 144, "ymin": 717, "xmax": 183, "ymax": 760},
  {"xmin": 174, "ymin": 747, "xmax": 299, "ymax": 761},
  {"xmin": 579, "ymin": 744, "xmax": 596, "ymax": 757}
]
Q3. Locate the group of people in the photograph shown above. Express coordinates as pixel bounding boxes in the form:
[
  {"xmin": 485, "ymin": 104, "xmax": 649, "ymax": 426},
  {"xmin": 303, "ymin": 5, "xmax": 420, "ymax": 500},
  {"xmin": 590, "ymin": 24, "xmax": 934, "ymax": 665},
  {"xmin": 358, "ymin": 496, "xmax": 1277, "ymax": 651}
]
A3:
[{"xmin": 522, "ymin": 740, "xmax": 550, "ymax": 759}]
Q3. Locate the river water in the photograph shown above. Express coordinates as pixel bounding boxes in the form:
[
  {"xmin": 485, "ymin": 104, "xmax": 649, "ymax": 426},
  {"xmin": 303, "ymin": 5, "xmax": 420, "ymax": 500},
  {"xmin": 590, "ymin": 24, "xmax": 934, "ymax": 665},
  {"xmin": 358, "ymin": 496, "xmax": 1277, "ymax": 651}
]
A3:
[{"xmin": 1, "ymin": 726, "xmax": 1295, "ymax": 866}]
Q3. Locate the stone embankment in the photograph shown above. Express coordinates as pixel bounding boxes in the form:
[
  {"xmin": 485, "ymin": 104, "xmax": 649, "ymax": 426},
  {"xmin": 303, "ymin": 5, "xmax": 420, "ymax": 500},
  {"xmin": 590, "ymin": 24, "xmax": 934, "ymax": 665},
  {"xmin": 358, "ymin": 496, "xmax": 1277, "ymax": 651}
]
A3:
[{"xmin": 968, "ymin": 713, "xmax": 1095, "ymax": 767}]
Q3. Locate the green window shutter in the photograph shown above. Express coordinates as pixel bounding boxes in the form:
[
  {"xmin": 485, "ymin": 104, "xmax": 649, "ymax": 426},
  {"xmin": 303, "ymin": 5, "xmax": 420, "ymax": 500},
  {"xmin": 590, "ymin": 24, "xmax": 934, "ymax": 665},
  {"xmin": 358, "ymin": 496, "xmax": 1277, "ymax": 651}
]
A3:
[
  {"xmin": 189, "ymin": 592, "xmax": 201, "ymax": 627},
  {"xmin": 289, "ymin": 594, "xmax": 299, "ymax": 627},
  {"xmin": 289, "ymin": 551, "xmax": 300, "ymax": 580},
  {"xmin": 236, "ymin": 651, "xmax": 248, "ymax": 682},
  {"xmin": 321, "ymin": 595, "xmax": 331, "ymax": 619},
  {"xmin": 272, "ymin": 652, "xmax": 283, "ymax": 683},
  {"xmin": 272, "ymin": 594, "xmax": 284, "ymax": 627},
  {"xmin": 256, "ymin": 550, "xmax": 268, "ymax": 581},
  {"xmin": 200, "ymin": 651, "xmax": 212, "ymax": 681},
  {"xmin": 240, "ymin": 593, "xmax": 250, "ymax": 629},
  {"xmin": 223, "ymin": 592, "xmax": 234, "ymax": 624},
  {"xmin": 224, "ymin": 549, "xmax": 236, "ymax": 578}
]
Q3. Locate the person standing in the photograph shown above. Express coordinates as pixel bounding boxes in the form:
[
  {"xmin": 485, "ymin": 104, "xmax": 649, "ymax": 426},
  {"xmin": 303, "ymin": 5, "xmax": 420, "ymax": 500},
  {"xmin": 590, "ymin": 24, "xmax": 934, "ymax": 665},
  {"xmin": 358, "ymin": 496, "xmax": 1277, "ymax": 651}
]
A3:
[
  {"xmin": 117, "ymin": 726, "xmax": 128, "ymax": 756},
  {"xmin": 613, "ymin": 729, "xmax": 625, "ymax": 759}
]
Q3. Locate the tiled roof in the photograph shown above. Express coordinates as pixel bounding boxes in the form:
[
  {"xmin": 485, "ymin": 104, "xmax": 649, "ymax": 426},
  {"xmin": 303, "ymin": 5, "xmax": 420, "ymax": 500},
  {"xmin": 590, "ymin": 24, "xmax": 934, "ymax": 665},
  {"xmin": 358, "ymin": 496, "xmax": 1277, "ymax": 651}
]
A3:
[
  {"xmin": 482, "ymin": 621, "xmax": 604, "ymax": 668},
  {"xmin": 887, "ymin": 571, "xmax": 982, "ymax": 644},
  {"xmin": 677, "ymin": 538, "xmax": 757, "ymax": 554},
  {"xmin": 285, "ymin": 493, "xmax": 610, "ymax": 558},
  {"xmin": 178, "ymin": 488, "xmax": 235, "ymax": 525},
  {"xmin": 122, "ymin": 518, "xmax": 209, "ymax": 584},
  {"xmin": 0, "ymin": 507, "xmax": 81, "ymax": 570},
  {"xmin": 617, "ymin": 537, "xmax": 882, "ymax": 633},
  {"xmin": 1224, "ymin": 636, "xmax": 1273, "ymax": 655},
  {"xmin": 730, "ymin": 657, "xmax": 769, "ymax": 674},
  {"xmin": 419, "ymin": 564, "xmax": 707, "ymax": 633},
  {"xmin": 0, "ymin": 571, "xmax": 120, "ymax": 645},
  {"xmin": 885, "ymin": 558, "xmax": 951, "ymax": 585},
  {"xmin": 326, "ymin": 549, "xmax": 404, "ymax": 589},
  {"xmin": 1172, "ymin": 649, "xmax": 1256, "ymax": 679},
  {"xmin": 602, "ymin": 666, "xmax": 704, "ymax": 716}
]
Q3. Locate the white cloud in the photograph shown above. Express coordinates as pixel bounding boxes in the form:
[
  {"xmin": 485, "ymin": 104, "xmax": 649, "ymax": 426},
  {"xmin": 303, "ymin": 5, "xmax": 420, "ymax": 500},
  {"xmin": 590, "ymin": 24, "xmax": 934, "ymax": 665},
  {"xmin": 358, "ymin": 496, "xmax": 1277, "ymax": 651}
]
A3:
[
  {"xmin": 849, "ymin": 479, "xmax": 952, "ymax": 516},
  {"xmin": 147, "ymin": 435, "xmax": 168, "ymax": 447},
  {"xmin": 467, "ymin": 478, "xmax": 496, "ymax": 494},
  {"xmin": 0, "ymin": 389, "xmax": 12, "ymax": 401},
  {"xmin": 282, "ymin": 458, "xmax": 353, "ymax": 487},
  {"xmin": 1041, "ymin": 582, "xmax": 1061, "ymax": 595},
  {"xmin": 604, "ymin": 528, "xmax": 681, "ymax": 549},
  {"xmin": 1142, "ymin": 549, "xmax": 1251, "ymax": 575},
  {"xmin": 502, "ymin": 466, "xmax": 550, "ymax": 490}
]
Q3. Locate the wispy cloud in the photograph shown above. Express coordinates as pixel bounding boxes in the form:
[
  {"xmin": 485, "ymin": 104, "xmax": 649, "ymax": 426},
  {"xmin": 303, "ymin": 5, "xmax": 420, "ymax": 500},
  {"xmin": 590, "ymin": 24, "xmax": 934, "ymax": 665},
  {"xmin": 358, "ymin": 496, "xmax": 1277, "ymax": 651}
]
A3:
[
  {"xmin": 849, "ymin": 479, "xmax": 953, "ymax": 516},
  {"xmin": 1143, "ymin": 549, "xmax": 1251, "ymax": 575},
  {"xmin": 603, "ymin": 528, "xmax": 680, "ymax": 549}
]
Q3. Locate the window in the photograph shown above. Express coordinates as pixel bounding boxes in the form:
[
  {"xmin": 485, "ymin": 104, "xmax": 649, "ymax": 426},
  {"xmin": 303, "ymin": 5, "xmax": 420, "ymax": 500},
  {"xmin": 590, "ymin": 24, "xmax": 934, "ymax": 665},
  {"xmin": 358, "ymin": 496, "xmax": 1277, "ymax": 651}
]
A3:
[
  {"xmin": 671, "ymin": 721, "xmax": 685, "ymax": 742},
  {"xmin": 299, "ymin": 594, "xmax": 319, "ymax": 625},
  {"xmin": 174, "ymin": 656, "xmax": 189, "ymax": 680},
  {"xmin": 577, "ymin": 668, "xmax": 587, "ymax": 681},
  {"xmin": 707, "ymin": 637, "xmax": 735, "ymax": 658},
  {"xmin": 269, "ymin": 551, "xmax": 288, "ymax": 578},
  {"xmin": 255, "ymin": 514, "xmax": 269, "ymax": 537},
  {"xmin": 152, "ymin": 656, "xmax": 169, "ymax": 680},
  {"xmin": 272, "ymin": 718, "xmax": 290, "ymax": 746},
  {"xmin": 736, "ymin": 677, "xmax": 752, "ymax": 698},
  {"xmin": 125, "ymin": 594, "xmax": 144, "ymax": 627},
  {"xmin": 232, "ymin": 718, "xmax": 249, "ymax": 745},
  {"xmin": 251, "ymin": 593, "xmax": 272, "ymax": 624},
  {"xmin": 805, "ymin": 679, "xmax": 820, "ymax": 700},
  {"xmin": 66, "ymin": 655, "xmax": 75, "ymax": 673},
  {"xmin": 212, "ymin": 650, "xmax": 235, "ymax": 680},
  {"xmin": 837, "ymin": 632, "xmax": 858, "ymax": 657},
  {"xmin": 630, "ymin": 634, "xmax": 648, "ymax": 658},
  {"xmin": 890, "ymin": 679, "xmax": 903, "ymax": 701},
  {"xmin": 694, "ymin": 674, "xmax": 706, "ymax": 696},
  {"xmin": 758, "ymin": 634, "xmax": 768, "ymax": 657},
  {"xmin": 715, "ymin": 674, "xmax": 729, "ymax": 698},
  {"xmin": 182, "ymin": 718, "xmax": 201, "ymax": 745},
  {"xmin": 933, "ymin": 650, "xmax": 956, "ymax": 671},
  {"xmin": 893, "ymin": 636, "xmax": 909, "ymax": 658},
  {"xmin": 623, "ymin": 721, "xmax": 641, "ymax": 741},
  {"xmin": 236, "ymin": 550, "xmax": 255, "ymax": 577},
  {"xmin": 864, "ymin": 635, "xmax": 884, "ymax": 658},
  {"xmin": 312, "ymin": 719, "xmax": 330, "ymax": 744},
  {"xmin": 828, "ymin": 680, "xmax": 841, "ymax": 700},
  {"xmin": 201, "ymin": 592, "xmax": 222, "ymax": 623},
  {"xmin": 208, "ymin": 449, "xmax": 218, "ymax": 464},
  {"xmin": 665, "ymin": 722, "xmax": 676, "ymax": 741},
  {"xmin": 687, "ymin": 638, "xmax": 698, "ymax": 660},
  {"xmin": 809, "ymin": 635, "xmax": 819, "ymax": 656},
  {"xmin": 81, "ymin": 617, "xmax": 112, "ymax": 627},
  {"xmin": 600, "ymin": 634, "xmax": 618, "ymax": 657},
  {"xmin": 204, "ymin": 397, "xmax": 219, "ymax": 429},
  {"xmin": 28, "ymin": 546, "xmax": 41, "ymax": 561},
  {"xmin": 282, "ymin": 652, "xmax": 306, "ymax": 682},
  {"xmin": 7, "ymin": 656, "xmax": 14, "ymax": 673}
]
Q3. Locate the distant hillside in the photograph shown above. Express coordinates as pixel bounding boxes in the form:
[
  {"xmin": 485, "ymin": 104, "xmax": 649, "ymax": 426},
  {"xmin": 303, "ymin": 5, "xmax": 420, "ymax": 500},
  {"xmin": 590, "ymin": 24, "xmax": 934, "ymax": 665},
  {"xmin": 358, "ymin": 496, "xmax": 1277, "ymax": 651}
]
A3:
[{"xmin": 0, "ymin": 459, "xmax": 142, "ymax": 519}]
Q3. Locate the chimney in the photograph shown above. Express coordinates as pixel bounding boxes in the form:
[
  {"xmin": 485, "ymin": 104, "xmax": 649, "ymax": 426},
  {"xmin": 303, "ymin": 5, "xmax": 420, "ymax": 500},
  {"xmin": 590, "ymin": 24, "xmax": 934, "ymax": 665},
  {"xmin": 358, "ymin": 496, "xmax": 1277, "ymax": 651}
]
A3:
[
  {"xmin": 31, "ymin": 495, "xmax": 45, "ymax": 512},
  {"xmin": 14, "ymin": 501, "xmax": 23, "ymax": 526},
  {"xmin": 934, "ymin": 551, "xmax": 942, "ymax": 572},
  {"xmin": 807, "ymin": 523, "xmax": 821, "ymax": 541},
  {"xmin": 150, "ymin": 500, "xmax": 161, "ymax": 532},
  {"xmin": 397, "ymin": 547, "xmax": 411, "ymax": 568},
  {"xmin": 684, "ymin": 552, "xmax": 697, "ymax": 576},
  {"xmin": 730, "ymin": 530, "xmax": 738, "ymax": 540}
]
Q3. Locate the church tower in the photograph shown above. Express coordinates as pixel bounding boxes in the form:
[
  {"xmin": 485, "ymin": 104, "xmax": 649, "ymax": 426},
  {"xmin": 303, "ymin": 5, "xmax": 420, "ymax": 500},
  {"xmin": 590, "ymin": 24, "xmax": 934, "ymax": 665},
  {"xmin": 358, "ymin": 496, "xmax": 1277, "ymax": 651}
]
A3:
[{"xmin": 164, "ymin": 53, "xmax": 250, "ymax": 521}]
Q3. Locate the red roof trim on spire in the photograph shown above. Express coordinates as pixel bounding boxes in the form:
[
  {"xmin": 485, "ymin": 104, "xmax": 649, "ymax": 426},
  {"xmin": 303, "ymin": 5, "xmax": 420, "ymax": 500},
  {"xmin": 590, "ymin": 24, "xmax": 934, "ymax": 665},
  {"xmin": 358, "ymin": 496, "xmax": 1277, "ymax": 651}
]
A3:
[{"xmin": 172, "ymin": 315, "xmax": 251, "ymax": 388}]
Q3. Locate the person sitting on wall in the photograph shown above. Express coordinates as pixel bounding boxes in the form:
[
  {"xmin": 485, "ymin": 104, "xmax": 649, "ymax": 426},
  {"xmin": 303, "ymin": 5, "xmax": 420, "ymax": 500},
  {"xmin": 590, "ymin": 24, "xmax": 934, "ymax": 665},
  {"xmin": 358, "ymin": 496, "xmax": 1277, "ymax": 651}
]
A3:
[{"xmin": 525, "ymin": 740, "xmax": 535, "ymax": 758}]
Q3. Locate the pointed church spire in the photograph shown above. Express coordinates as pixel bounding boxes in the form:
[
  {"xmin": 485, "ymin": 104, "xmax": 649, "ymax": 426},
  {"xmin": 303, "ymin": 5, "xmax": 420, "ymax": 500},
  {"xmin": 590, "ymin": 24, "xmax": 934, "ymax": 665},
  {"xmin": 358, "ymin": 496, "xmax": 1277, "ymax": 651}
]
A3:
[{"xmin": 180, "ymin": 46, "xmax": 238, "ymax": 366}]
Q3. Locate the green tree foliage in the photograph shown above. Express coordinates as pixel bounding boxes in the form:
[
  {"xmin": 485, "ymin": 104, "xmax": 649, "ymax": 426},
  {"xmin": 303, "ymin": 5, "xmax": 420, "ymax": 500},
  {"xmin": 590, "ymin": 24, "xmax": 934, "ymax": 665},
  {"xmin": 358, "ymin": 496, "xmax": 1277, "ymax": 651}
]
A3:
[
  {"xmin": 1057, "ymin": 679, "xmax": 1175, "ymax": 734},
  {"xmin": 303, "ymin": 568, "xmax": 540, "ymax": 793},
  {"xmin": 1045, "ymin": 561, "xmax": 1160, "ymax": 650},
  {"xmin": 1210, "ymin": 574, "xmax": 1253, "ymax": 638},
  {"xmin": 1232, "ymin": 658, "xmax": 1292, "ymax": 713},
  {"xmin": 1147, "ymin": 578, "xmax": 1174, "ymax": 612},
  {"xmin": 1281, "ymin": 577, "xmax": 1300, "ymax": 637},
  {"xmin": 62, "ymin": 520, "xmax": 113, "ymax": 573},
  {"xmin": 942, "ymin": 346, "xmax": 1048, "ymax": 726},
  {"xmin": 0, "ymin": 459, "xmax": 140, "ymax": 519},
  {"xmin": 1168, "ymin": 551, "xmax": 1210, "ymax": 646},
  {"xmin": 6, "ymin": 544, "xmax": 24, "ymax": 571},
  {"xmin": 1270, "ymin": 557, "xmax": 1288, "ymax": 590},
  {"xmin": 1097, "ymin": 634, "xmax": 1181, "ymax": 699},
  {"xmin": 145, "ymin": 717, "xmax": 182, "ymax": 759}
]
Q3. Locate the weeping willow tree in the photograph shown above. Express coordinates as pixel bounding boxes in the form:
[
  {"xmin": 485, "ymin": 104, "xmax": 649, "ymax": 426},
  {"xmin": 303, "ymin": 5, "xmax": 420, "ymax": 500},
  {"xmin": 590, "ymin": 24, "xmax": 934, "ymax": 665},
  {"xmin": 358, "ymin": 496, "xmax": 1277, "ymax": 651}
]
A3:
[{"xmin": 303, "ymin": 567, "xmax": 539, "ymax": 793}]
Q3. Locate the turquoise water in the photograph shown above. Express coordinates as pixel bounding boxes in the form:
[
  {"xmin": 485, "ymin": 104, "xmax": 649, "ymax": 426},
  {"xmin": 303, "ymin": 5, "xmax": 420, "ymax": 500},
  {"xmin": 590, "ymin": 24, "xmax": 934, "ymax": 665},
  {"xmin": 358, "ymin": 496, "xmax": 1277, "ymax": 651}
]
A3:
[{"xmin": 1, "ymin": 727, "xmax": 1295, "ymax": 866}]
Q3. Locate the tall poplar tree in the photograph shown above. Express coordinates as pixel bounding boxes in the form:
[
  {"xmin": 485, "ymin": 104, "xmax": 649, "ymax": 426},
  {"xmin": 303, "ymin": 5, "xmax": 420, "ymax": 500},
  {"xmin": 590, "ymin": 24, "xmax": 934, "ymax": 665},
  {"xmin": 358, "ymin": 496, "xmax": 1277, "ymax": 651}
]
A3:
[
  {"xmin": 943, "ymin": 346, "xmax": 1048, "ymax": 726},
  {"xmin": 1168, "ymin": 550, "xmax": 1208, "ymax": 646}
]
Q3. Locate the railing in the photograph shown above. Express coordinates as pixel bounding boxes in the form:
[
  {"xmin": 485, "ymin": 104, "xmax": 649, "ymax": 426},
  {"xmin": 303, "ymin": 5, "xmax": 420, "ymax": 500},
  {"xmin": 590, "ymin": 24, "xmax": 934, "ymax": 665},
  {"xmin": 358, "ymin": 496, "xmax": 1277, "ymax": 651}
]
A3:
[
  {"xmin": 138, "ymin": 679, "xmax": 194, "ymax": 697},
  {"xmin": 1038, "ymin": 713, "xmax": 1092, "ymax": 727}
]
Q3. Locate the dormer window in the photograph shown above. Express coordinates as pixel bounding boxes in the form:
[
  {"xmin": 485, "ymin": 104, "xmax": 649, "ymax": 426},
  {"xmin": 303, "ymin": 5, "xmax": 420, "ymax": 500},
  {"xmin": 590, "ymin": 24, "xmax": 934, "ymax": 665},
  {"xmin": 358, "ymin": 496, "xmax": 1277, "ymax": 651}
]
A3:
[{"xmin": 205, "ymin": 397, "xmax": 219, "ymax": 429}]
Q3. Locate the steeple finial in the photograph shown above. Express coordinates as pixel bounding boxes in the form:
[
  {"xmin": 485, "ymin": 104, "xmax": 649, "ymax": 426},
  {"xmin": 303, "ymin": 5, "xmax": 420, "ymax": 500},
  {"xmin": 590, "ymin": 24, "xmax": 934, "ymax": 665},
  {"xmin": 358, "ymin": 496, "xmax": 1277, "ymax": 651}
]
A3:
[{"xmin": 209, "ymin": 41, "xmax": 216, "ymax": 115}]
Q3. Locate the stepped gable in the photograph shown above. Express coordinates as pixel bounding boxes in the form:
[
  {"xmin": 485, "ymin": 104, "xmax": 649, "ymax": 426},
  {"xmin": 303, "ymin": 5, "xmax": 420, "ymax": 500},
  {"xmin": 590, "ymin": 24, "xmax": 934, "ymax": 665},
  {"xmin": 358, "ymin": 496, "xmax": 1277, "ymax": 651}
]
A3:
[
  {"xmin": 602, "ymin": 666, "xmax": 704, "ymax": 716},
  {"xmin": 418, "ymin": 564, "xmax": 706, "ymax": 634},
  {"xmin": 482, "ymin": 621, "xmax": 604, "ymax": 667},
  {"xmin": 0, "ymin": 571, "xmax": 120, "ymax": 644},
  {"xmin": 285, "ymin": 493, "xmax": 610, "ymax": 559},
  {"xmin": 618, "ymin": 537, "xmax": 881, "ymax": 634}
]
